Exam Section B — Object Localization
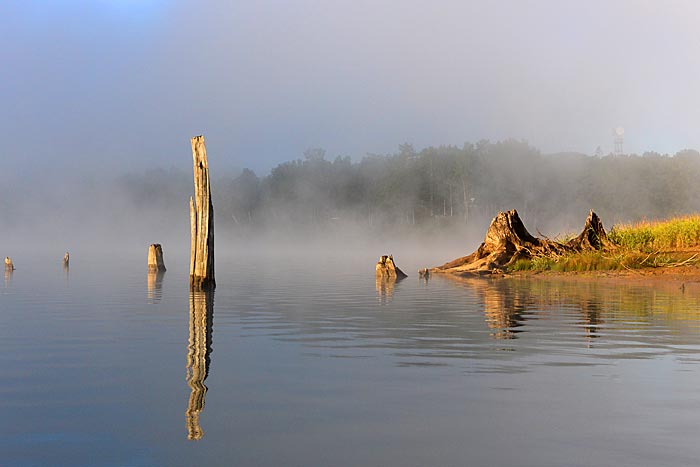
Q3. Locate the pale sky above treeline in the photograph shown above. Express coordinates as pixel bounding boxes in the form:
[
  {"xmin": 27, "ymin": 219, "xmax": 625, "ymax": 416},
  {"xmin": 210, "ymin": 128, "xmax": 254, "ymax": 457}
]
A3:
[{"xmin": 2, "ymin": 0, "xmax": 699, "ymax": 179}]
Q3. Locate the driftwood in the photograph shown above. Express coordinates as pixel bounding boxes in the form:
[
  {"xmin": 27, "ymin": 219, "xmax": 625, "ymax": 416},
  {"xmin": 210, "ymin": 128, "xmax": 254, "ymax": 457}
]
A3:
[
  {"xmin": 189, "ymin": 136, "xmax": 215, "ymax": 290},
  {"xmin": 431, "ymin": 209, "xmax": 608, "ymax": 275},
  {"xmin": 148, "ymin": 244, "xmax": 166, "ymax": 272},
  {"xmin": 376, "ymin": 255, "xmax": 408, "ymax": 279},
  {"xmin": 5, "ymin": 257, "xmax": 15, "ymax": 271}
]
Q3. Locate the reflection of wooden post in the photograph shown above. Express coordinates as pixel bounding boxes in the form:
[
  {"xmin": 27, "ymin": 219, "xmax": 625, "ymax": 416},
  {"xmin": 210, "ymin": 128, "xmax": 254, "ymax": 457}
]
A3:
[
  {"xmin": 147, "ymin": 270, "xmax": 165, "ymax": 303},
  {"xmin": 186, "ymin": 290, "xmax": 214, "ymax": 440},
  {"xmin": 147, "ymin": 244, "xmax": 166, "ymax": 272},
  {"xmin": 189, "ymin": 136, "xmax": 215, "ymax": 290}
]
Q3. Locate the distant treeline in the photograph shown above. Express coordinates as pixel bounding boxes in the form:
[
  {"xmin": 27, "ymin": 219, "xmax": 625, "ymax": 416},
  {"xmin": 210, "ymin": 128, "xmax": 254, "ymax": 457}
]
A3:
[{"xmin": 118, "ymin": 140, "xmax": 700, "ymax": 235}]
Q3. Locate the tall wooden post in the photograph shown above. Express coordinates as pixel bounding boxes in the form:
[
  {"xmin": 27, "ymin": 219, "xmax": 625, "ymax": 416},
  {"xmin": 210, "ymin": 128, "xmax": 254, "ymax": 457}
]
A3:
[{"xmin": 189, "ymin": 135, "xmax": 215, "ymax": 290}]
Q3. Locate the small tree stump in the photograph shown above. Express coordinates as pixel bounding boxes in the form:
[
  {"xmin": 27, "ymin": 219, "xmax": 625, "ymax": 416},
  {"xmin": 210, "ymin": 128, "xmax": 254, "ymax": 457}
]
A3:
[
  {"xmin": 5, "ymin": 257, "xmax": 15, "ymax": 271},
  {"xmin": 148, "ymin": 244, "xmax": 166, "ymax": 272},
  {"xmin": 376, "ymin": 255, "xmax": 408, "ymax": 279},
  {"xmin": 63, "ymin": 252, "xmax": 70, "ymax": 268}
]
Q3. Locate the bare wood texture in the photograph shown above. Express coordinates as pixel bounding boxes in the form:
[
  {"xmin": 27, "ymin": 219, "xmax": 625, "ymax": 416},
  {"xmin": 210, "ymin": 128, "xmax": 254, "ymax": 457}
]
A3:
[
  {"xmin": 189, "ymin": 135, "xmax": 215, "ymax": 290},
  {"xmin": 432, "ymin": 209, "xmax": 608, "ymax": 275},
  {"xmin": 376, "ymin": 255, "xmax": 408, "ymax": 279},
  {"xmin": 147, "ymin": 244, "xmax": 166, "ymax": 272}
]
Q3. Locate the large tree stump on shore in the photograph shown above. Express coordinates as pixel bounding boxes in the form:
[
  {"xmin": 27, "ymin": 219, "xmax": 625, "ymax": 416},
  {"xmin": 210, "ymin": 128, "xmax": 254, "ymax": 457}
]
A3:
[
  {"xmin": 431, "ymin": 209, "xmax": 608, "ymax": 275},
  {"xmin": 189, "ymin": 136, "xmax": 215, "ymax": 290},
  {"xmin": 148, "ymin": 244, "xmax": 166, "ymax": 272}
]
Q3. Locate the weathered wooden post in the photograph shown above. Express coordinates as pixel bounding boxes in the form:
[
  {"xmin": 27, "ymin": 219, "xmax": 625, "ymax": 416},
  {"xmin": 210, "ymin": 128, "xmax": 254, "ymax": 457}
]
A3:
[
  {"xmin": 189, "ymin": 135, "xmax": 215, "ymax": 290},
  {"xmin": 5, "ymin": 257, "xmax": 15, "ymax": 271},
  {"xmin": 147, "ymin": 244, "xmax": 166, "ymax": 272},
  {"xmin": 63, "ymin": 252, "xmax": 70, "ymax": 268}
]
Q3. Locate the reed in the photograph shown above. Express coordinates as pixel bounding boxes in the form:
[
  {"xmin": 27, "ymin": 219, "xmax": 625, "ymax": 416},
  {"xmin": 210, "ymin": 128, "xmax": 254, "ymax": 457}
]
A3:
[
  {"xmin": 509, "ymin": 214, "xmax": 700, "ymax": 272},
  {"xmin": 608, "ymin": 215, "xmax": 700, "ymax": 251}
]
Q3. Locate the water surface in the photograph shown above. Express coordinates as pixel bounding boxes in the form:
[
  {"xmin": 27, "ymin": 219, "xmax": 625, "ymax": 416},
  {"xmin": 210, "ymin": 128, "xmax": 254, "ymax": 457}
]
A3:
[{"xmin": 4, "ymin": 254, "xmax": 700, "ymax": 466}]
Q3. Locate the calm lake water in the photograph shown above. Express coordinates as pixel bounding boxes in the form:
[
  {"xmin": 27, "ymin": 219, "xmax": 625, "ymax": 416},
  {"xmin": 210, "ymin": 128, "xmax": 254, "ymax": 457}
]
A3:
[{"xmin": 4, "ymin": 252, "xmax": 700, "ymax": 466}]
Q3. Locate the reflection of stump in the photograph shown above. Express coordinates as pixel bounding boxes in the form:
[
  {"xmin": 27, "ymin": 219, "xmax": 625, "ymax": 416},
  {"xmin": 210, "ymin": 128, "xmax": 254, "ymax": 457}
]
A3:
[
  {"xmin": 147, "ymin": 244, "xmax": 166, "ymax": 272},
  {"xmin": 189, "ymin": 136, "xmax": 215, "ymax": 291},
  {"xmin": 5, "ymin": 257, "xmax": 15, "ymax": 271},
  {"xmin": 186, "ymin": 290, "xmax": 214, "ymax": 440},
  {"xmin": 4, "ymin": 267, "xmax": 11, "ymax": 288},
  {"xmin": 147, "ymin": 270, "xmax": 165, "ymax": 303},
  {"xmin": 376, "ymin": 255, "xmax": 407, "ymax": 280},
  {"xmin": 376, "ymin": 277, "xmax": 396, "ymax": 304}
]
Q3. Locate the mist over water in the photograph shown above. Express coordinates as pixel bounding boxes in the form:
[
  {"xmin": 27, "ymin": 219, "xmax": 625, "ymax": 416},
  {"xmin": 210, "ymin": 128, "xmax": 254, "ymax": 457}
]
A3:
[
  {"xmin": 5, "ymin": 2, "xmax": 700, "ymax": 465},
  {"xmin": 4, "ymin": 141, "xmax": 700, "ymax": 269}
]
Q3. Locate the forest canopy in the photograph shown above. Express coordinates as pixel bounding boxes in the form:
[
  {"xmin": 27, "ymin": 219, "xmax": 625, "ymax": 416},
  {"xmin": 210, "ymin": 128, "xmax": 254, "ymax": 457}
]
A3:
[
  {"xmin": 202, "ymin": 140, "xmax": 700, "ymax": 235},
  {"xmin": 4, "ymin": 140, "xmax": 700, "ymax": 241}
]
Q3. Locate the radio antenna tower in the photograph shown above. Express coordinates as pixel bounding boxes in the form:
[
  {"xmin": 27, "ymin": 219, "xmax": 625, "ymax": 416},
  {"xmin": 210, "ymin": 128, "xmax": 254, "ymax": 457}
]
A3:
[{"xmin": 614, "ymin": 127, "xmax": 624, "ymax": 155}]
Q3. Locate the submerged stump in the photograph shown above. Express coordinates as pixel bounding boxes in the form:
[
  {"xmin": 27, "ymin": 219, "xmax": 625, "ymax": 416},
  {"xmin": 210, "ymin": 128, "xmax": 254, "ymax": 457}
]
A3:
[
  {"xmin": 432, "ymin": 209, "xmax": 608, "ymax": 275},
  {"xmin": 189, "ymin": 135, "xmax": 215, "ymax": 290},
  {"xmin": 376, "ymin": 255, "xmax": 408, "ymax": 280},
  {"xmin": 148, "ymin": 244, "xmax": 167, "ymax": 272}
]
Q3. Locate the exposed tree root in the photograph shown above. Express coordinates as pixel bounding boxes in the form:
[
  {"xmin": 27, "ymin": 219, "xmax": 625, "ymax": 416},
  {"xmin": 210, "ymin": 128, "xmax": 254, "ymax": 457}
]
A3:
[{"xmin": 431, "ymin": 209, "xmax": 608, "ymax": 275}]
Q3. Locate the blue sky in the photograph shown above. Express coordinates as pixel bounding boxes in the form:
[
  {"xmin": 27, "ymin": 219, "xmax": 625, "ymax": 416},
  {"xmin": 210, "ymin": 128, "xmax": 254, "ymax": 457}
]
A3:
[{"xmin": 2, "ymin": 0, "xmax": 700, "ymax": 178}]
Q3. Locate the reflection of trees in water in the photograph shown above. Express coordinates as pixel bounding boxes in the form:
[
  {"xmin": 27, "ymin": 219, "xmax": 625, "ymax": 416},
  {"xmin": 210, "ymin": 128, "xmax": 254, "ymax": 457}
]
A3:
[
  {"xmin": 147, "ymin": 270, "xmax": 165, "ymax": 303},
  {"xmin": 186, "ymin": 290, "xmax": 214, "ymax": 440}
]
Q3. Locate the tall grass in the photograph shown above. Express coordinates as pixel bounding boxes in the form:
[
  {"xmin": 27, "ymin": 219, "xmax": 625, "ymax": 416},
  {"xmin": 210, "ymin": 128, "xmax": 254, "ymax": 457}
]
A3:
[
  {"xmin": 608, "ymin": 215, "xmax": 700, "ymax": 250},
  {"xmin": 509, "ymin": 214, "xmax": 700, "ymax": 273}
]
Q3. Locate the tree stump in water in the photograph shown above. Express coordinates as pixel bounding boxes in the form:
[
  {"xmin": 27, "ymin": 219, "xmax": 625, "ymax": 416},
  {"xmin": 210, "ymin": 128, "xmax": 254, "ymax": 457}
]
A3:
[
  {"xmin": 189, "ymin": 135, "xmax": 215, "ymax": 290},
  {"xmin": 5, "ymin": 257, "xmax": 15, "ymax": 271},
  {"xmin": 148, "ymin": 244, "xmax": 166, "ymax": 272},
  {"xmin": 431, "ymin": 209, "xmax": 608, "ymax": 275},
  {"xmin": 63, "ymin": 252, "xmax": 70, "ymax": 268},
  {"xmin": 376, "ymin": 255, "xmax": 408, "ymax": 279}
]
